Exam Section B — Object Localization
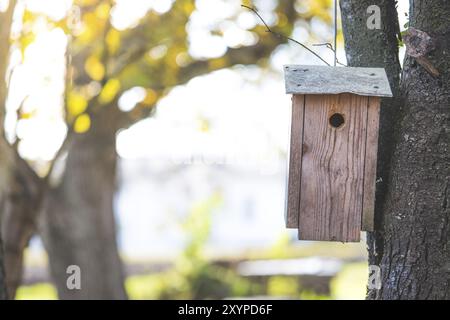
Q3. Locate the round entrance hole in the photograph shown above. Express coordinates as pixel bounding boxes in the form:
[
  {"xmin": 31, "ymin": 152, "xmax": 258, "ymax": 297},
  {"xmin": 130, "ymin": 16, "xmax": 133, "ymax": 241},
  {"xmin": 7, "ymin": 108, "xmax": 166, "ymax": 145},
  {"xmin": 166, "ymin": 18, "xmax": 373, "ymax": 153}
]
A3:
[{"xmin": 329, "ymin": 113, "xmax": 345, "ymax": 129}]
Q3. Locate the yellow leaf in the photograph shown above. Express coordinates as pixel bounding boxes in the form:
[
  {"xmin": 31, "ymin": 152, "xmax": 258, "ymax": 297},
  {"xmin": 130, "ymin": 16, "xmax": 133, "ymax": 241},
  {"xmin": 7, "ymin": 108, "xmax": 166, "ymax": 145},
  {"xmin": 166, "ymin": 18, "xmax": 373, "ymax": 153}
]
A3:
[
  {"xmin": 95, "ymin": 3, "xmax": 111, "ymax": 20},
  {"xmin": 19, "ymin": 32, "xmax": 35, "ymax": 57},
  {"xmin": 67, "ymin": 92, "xmax": 88, "ymax": 116},
  {"xmin": 85, "ymin": 55, "xmax": 105, "ymax": 81},
  {"xmin": 99, "ymin": 79, "xmax": 121, "ymax": 104},
  {"xmin": 241, "ymin": 0, "xmax": 254, "ymax": 8},
  {"xmin": 142, "ymin": 89, "xmax": 157, "ymax": 106},
  {"xmin": 22, "ymin": 9, "xmax": 35, "ymax": 24},
  {"xmin": 77, "ymin": 0, "xmax": 98, "ymax": 5},
  {"xmin": 78, "ymin": 12, "xmax": 99, "ymax": 43},
  {"xmin": 183, "ymin": 1, "xmax": 195, "ymax": 14},
  {"xmin": 74, "ymin": 114, "xmax": 91, "ymax": 133},
  {"xmin": 19, "ymin": 112, "xmax": 33, "ymax": 119},
  {"xmin": 106, "ymin": 29, "xmax": 120, "ymax": 54}
]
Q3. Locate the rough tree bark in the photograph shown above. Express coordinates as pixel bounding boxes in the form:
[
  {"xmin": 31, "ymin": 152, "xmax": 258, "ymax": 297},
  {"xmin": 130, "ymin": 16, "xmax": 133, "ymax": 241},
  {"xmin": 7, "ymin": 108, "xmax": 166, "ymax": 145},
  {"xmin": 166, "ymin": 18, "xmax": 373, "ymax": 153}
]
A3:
[
  {"xmin": 341, "ymin": 0, "xmax": 450, "ymax": 299},
  {"xmin": 40, "ymin": 106, "xmax": 127, "ymax": 299},
  {"xmin": 375, "ymin": 0, "xmax": 450, "ymax": 299}
]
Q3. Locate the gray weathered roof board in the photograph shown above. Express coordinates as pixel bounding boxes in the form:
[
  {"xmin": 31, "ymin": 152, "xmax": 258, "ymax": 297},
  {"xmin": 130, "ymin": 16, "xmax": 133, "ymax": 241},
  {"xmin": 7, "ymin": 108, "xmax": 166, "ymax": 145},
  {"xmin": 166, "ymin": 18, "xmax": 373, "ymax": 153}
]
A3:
[{"xmin": 284, "ymin": 65, "xmax": 393, "ymax": 97}]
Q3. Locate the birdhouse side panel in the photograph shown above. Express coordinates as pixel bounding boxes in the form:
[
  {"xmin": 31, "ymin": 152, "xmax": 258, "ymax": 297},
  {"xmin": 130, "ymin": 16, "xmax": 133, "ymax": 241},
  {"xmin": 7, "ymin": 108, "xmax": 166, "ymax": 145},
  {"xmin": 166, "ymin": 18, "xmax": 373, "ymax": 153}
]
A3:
[
  {"xmin": 298, "ymin": 94, "xmax": 368, "ymax": 242},
  {"xmin": 361, "ymin": 97, "xmax": 381, "ymax": 231},
  {"xmin": 286, "ymin": 94, "xmax": 305, "ymax": 228}
]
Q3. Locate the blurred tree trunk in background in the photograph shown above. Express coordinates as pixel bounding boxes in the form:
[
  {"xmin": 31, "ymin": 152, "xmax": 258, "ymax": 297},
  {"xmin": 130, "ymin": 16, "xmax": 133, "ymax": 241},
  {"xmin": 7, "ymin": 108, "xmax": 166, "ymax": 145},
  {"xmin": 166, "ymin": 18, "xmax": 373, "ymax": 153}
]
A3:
[
  {"xmin": 0, "ymin": 0, "xmax": 11, "ymax": 299},
  {"xmin": 341, "ymin": 0, "xmax": 450, "ymax": 299},
  {"xmin": 0, "ymin": 139, "xmax": 8, "ymax": 299},
  {"xmin": 0, "ymin": 243, "xmax": 6, "ymax": 299},
  {"xmin": 1, "ymin": 0, "xmax": 42, "ymax": 299},
  {"xmin": 40, "ymin": 106, "xmax": 127, "ymax": 299},
  {"xmin": 2, "ymin": 155, "xmax": 42, "ymax": 298}
]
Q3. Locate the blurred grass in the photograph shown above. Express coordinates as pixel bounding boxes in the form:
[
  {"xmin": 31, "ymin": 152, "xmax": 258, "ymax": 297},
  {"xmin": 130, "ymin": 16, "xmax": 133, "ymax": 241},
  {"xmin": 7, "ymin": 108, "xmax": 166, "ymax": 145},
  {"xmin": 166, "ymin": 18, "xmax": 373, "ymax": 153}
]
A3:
[
  {"xmin": 15, "ymin": 197, "xmax": 368, "ymax": 300},
  {"xmin": 16, "ymin": 235, "xmax": 368, "ymax": 300},
  {"xmin": 126, "ymin": 262, "xmax": 368, "ymax": 300},
  {"xmin": 15, "ymin": 261, "xmax": 368, "ymax": 300},
  {"xmin": 331, "ymin": 262, "xmax": 368, "ymax": 300},
  {"xmin": 16, "ymin": 283, "xmax": 57, "ymax": 300}
]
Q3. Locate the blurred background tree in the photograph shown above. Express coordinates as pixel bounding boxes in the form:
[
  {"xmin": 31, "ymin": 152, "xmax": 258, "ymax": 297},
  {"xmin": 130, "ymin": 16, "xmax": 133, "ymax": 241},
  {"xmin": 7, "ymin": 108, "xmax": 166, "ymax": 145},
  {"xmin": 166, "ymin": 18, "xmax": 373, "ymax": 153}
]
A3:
[{"xmin": 0, "ymin": 0, "xmax": 338, "ymax": 299}]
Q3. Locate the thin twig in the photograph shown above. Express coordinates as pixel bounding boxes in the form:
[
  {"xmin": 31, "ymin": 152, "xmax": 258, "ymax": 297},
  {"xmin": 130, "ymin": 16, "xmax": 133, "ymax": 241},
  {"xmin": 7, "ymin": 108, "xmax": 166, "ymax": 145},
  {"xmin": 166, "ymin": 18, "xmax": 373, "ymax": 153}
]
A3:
[
  {"xmin": 241, "ymin": 4, "xmax": 330, "ymax": 66},
  {"xmin": 313, "ymin": 43, "xmax": 347, "ymax": 66},
  {"xmin": 333, "ymin": 0, "xmax": 337, "ymax": 66}
]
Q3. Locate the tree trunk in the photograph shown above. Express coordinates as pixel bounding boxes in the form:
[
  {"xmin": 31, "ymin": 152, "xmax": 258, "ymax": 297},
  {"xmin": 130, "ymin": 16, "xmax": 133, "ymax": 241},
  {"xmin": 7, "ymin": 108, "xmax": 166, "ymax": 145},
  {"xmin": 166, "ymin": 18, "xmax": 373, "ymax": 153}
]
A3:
[
  {"xmin": 0, "ymin": 140, "xmax": 14, "ymax": 301},
  {"xmin": 340, "ymin": 0, "xmax": 402, "ymax": 291},
  {"xmin": 341, "ymin": 0, "xmax": 450, "ymax": 299},
  {"xmin": 0, "ymin": 139, "xmax": 9, "ymax": 299},
  {"xmin": 374, "ymin": 0, "xmax": 450, "ymax": 299},
  {"xmin": 40, "ymin": 107, "xmax": 127, "ymax": 299},
  {"xmin": 2, "ymin": 154, "xmax": 42, "ymax": 298},
  {"xmin": 2, "ymin": 13, "xmax": 44, "ymax": 296},
  {"xmin": 0, "ymin": 233, "xmax": 6, "ymax": 300}
]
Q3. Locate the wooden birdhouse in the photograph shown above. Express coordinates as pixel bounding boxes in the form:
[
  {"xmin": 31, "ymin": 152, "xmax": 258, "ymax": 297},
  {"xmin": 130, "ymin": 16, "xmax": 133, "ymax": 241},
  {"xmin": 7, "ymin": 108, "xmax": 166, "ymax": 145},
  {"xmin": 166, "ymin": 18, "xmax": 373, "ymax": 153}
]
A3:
[{"xmin": 284, "ymin": 65, "xmax": 392, "ymax": 242}]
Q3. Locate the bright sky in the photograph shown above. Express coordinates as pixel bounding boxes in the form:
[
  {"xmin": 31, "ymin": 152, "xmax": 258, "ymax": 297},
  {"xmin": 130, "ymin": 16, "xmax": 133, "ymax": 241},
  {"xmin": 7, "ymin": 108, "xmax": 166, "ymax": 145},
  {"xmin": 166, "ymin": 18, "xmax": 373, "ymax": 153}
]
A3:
[{"xmin": 1, "ymin": 0, "xmax": 409, "ymax": 165}]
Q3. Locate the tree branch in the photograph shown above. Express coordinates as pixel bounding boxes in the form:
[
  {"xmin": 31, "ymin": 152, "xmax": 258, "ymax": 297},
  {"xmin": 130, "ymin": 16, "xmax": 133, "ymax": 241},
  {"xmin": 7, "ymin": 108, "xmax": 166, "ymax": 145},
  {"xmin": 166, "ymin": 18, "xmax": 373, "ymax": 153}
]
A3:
[{"xmin": 241, "ymin": 4, "xmax": 331, "ymax": 66}]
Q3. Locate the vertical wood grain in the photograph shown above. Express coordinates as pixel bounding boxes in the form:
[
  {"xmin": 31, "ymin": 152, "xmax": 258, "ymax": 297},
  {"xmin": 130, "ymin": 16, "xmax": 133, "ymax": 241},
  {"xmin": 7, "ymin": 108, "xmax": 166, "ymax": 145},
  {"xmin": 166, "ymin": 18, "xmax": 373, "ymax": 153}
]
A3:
[
  {"xmin": 286, "ymin": 95, "xmax": 305, "ymax": 228},
  {"xmin": 298, "ymin": 94, "xmax": 368, "ymax": 242},
  {"xmin": 361, "ymin": 97, "xmax": 381, "ymax": 231}
]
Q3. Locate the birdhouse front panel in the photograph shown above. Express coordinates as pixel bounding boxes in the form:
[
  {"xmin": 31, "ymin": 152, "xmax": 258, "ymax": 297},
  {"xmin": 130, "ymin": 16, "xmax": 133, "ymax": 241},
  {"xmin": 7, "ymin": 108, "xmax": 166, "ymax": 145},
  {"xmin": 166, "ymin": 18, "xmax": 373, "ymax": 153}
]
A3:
[
  {"xmin": 301, "ymin": 93, "xmax": 368, "ymax": 242},
  {"xmin": 284, "ymin": 65, "xmax": 392, "ymax": 242}
]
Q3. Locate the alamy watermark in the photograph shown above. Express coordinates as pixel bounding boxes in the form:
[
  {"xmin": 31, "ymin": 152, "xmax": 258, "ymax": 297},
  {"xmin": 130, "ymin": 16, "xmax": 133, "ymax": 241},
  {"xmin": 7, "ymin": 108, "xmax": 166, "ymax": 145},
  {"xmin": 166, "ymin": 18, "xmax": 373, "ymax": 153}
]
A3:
[
  {"xmin": 66, "ymin": 265, "xmax": 81, "ymax": 290},
  {"xmin": 170, "ymin": 151, "xmax": 282, "ymax": 175},
  {"xmin": 368, "ymin": 265, "xmax": 382, "ymax": 290},
  {"xmin": 367, "ymin": 5, "xmax": 382, "ymax": 30}
]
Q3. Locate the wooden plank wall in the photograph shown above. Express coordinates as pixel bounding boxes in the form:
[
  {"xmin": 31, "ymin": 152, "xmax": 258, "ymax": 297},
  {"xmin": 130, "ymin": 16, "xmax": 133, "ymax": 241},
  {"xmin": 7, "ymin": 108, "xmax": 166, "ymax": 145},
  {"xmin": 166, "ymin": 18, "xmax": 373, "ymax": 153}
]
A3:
[
  {"xmin": 361, "ymin": 97, "xmax": 381, "ymax": 231},
  {"xmin": 285, "ymin": 95, "xmax": 305, "ymax": 228},
  {"xmin": 298, "ymin": 94, "xmax": 368, "ymax": 242}
]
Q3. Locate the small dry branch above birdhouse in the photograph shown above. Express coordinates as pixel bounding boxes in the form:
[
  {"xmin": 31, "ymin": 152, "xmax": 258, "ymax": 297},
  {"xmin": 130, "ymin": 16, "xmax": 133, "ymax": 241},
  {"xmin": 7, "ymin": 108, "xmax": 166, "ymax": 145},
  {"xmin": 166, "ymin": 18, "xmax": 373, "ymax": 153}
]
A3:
[{"xmin": 284, "ymin": 65, "xmax": 392, "ymax": 243}]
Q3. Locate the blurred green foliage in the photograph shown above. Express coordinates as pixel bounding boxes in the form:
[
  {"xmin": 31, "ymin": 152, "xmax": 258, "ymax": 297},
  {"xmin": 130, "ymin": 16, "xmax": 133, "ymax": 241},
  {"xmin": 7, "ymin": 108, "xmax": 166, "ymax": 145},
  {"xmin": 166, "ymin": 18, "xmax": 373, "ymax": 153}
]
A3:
[
  {"xmin": 124, "ymin": 213, "xmax": 366, "ymax": 300},
  {"xmin": 126, "ymin": 192, "xmax": 261, "ymax": 299},
  {"xmin": 16, "ymin": 261, "xmax": 367, "ymax": 300},
  {"xmin": 16, "ymin": 201, "xmax": 367, "ymax": 300}
]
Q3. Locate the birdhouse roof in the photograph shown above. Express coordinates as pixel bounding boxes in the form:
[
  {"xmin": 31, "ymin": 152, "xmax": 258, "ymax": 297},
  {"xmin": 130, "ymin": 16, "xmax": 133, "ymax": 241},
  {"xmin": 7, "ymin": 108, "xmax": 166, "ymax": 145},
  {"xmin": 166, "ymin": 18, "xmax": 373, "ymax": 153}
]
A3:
[{"xmin": 284, "ymin": 65, "xmax": 393, "ymax": 97}]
